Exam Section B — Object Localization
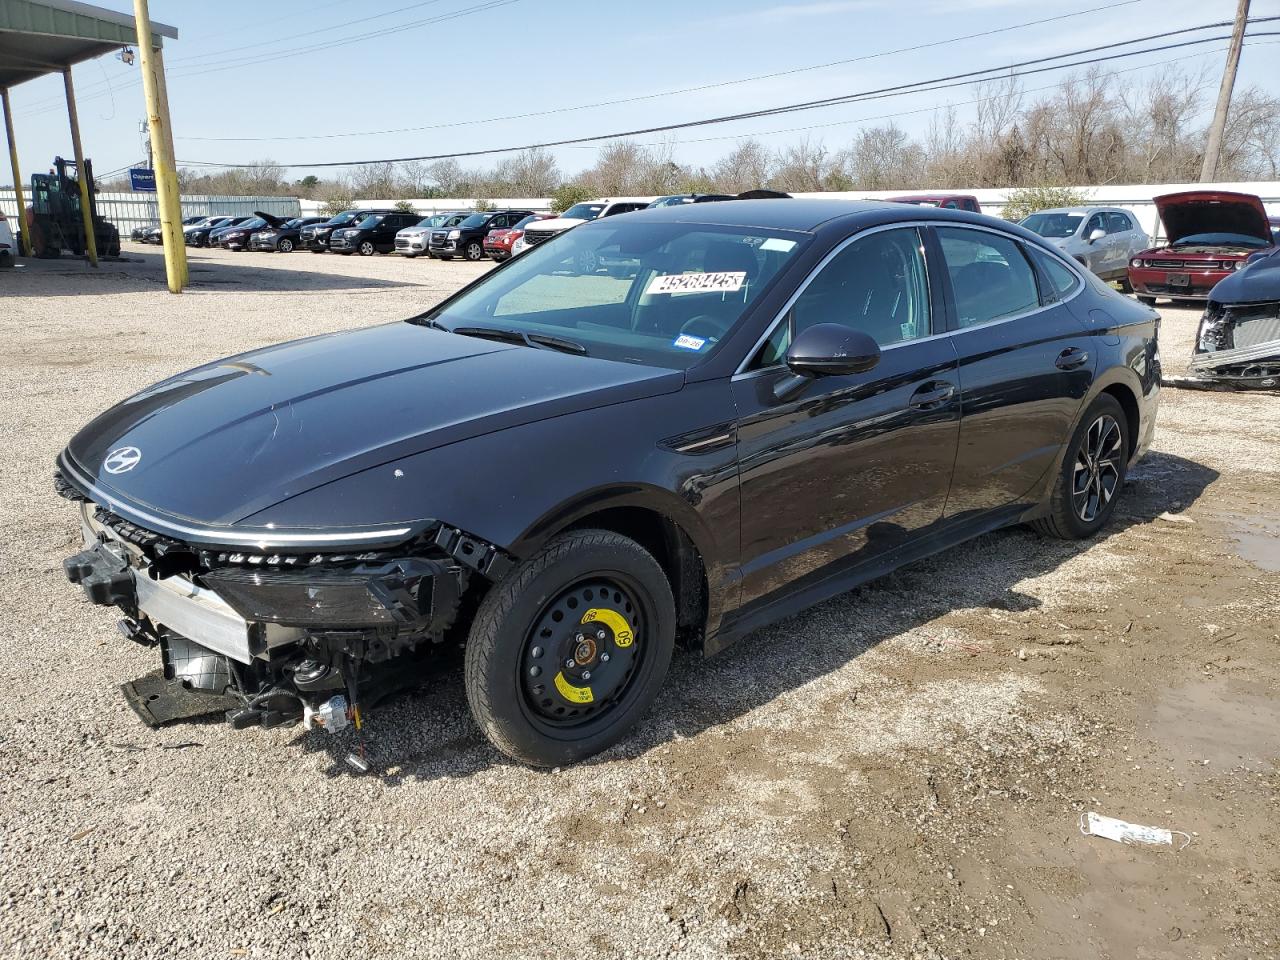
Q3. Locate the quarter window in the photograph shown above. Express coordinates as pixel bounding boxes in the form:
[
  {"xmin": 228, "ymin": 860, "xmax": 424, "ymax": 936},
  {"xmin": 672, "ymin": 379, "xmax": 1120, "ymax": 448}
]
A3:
[
  {"xmin": 751, "ymin": 227, "xmax": 931, "ymax": 368},
  {"xmin": 1028, "ymin": 247, "xmax": 1081, "ymax": 302},
  {"xmin": 936, "ymin": 227, "xmax": 1041, "ymax": 327}
]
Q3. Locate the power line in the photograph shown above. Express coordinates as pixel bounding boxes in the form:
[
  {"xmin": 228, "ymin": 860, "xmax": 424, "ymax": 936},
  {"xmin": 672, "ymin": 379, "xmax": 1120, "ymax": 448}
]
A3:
[
  {"xmin": 177, "ymin": 21, "xmax": 1280, "ymax": 170},
  {"xmin": 174, "ymin": 0, "xmax": 1144, "ymax": 143},
  {"xmin": 629, "ymin": 41, "xmax": 1267, "ymax": 148}
]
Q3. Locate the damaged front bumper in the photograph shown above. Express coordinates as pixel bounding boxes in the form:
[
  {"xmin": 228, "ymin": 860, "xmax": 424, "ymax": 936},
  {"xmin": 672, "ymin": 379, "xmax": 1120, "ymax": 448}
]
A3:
[
  {"xmin": 57, "ymin": 479, "xmax": 512, "ymax": 734},
  {"xmin": 1187, "ymin": 300, "xmax": 1280, "ymax": 389}
]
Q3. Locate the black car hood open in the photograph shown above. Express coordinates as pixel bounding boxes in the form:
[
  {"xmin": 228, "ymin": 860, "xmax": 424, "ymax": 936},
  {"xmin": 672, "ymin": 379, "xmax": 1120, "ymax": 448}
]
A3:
[
  {"xmin": 1155, "ymin": 191, "xmax": 1273, "ymax": 245},
  {"xmin": 65, "ymin": 322, "xmax": 683, "ymax": 526}
]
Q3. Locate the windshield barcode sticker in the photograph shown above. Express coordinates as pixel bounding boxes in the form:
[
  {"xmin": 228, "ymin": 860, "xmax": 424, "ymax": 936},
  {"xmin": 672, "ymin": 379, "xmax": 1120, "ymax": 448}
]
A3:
[{"xmin": 647, "ymin": 271, "xmax": 746, "ymax": 296}]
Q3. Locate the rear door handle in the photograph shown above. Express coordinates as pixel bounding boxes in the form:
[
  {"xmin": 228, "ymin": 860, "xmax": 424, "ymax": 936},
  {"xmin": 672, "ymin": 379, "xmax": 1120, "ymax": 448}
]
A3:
[
  {"xmin": 1055, "ymin": 347, "xmax": 1090, "ymax": 370},
  {"xmin": 908, "ymin": 381, "xmax": 956, "ymax": 409}
]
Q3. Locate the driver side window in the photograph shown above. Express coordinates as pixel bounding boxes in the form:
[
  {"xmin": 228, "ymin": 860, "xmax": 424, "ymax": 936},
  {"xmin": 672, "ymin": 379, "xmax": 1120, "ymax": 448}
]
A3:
[{"xmin": 751, "ymin": 227, "xmax": 931, "ymax": 369}]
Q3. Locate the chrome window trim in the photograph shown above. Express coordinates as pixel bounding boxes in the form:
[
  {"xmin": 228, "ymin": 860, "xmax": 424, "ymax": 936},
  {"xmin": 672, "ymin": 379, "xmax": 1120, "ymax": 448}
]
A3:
[{"xmin": 733, "ymin": 220, "xmax": 1086, "ymax": 379}]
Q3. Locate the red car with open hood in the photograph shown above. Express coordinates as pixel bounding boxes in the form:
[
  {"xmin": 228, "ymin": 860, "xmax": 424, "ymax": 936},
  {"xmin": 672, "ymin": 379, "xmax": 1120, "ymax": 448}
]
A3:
[{"xmin": 1128, "ymin": 191, "xmax": 1276, "ymax": 305}]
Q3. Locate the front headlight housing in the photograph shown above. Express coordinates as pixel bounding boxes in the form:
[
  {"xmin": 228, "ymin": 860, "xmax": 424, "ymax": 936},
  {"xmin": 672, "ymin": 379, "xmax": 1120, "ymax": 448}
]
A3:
[
  {"xmin": 1130, "ymin": 258, "xmax": 1144, "ymax": 269},
  {"xmin": 202, "ymin": 558, "xmax": 454, "ymax": 628},
  {"xmin": 448, "ymin": 229, "xmax": 461, "ymax": 239}
]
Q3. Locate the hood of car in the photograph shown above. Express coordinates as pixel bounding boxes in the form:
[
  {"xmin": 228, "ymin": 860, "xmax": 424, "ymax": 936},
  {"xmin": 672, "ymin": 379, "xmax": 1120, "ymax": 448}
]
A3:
[
  {"xmin": 1155, "ymin": 191, "xmax": 1272, "ymax": 245},
  {"xmin": 525, "ymin": 217, "xmax": 581, "ymax": 233},
  {"xmin": 64, "ymin": 322, "xmax": 683, "ymax": 527},
  {"xmin": 1208, "ymin": 248, "xmax": 1280, "ymax": 304}
]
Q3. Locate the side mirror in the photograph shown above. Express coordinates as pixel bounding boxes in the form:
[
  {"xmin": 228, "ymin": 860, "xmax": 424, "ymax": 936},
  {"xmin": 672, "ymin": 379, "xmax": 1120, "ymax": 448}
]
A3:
[
  {"xmin": 1087, "ymin": 228, "xmax": 1105, "ymax": 244},
  {"xmin": 786, "ymin": 323, "xmax": 881, "ymax": 377},
  {"xmin": 774, "ymin": 323, "xmax": 881, "ymax": 402}
]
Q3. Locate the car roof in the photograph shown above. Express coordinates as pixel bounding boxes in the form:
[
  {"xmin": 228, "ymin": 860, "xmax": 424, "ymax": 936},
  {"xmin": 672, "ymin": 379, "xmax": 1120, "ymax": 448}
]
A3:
[
  {"xmin": 1028, "ymin": 206, "xmax": 1130, "ymax": 216},
  {"xmin": 614, "ymin": 197, "xmax": 987, "ymax": 232}
]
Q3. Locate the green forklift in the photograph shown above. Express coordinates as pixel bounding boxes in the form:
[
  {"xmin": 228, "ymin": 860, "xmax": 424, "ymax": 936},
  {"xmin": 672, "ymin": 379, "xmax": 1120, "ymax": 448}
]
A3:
[{"xmin": 28, "ymin": 156, "xmax": 121, "ymax": 259}]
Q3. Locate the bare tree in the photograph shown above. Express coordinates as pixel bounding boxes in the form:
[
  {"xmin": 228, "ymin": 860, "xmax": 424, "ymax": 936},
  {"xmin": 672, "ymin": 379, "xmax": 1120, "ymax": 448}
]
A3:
[
  {"xmin": 710, "ymin": 139, "xmax": 773, "ymax": 193},
  {"xmin": 770, "ymin": 139, "xmax": 831, "ymax": 192}
]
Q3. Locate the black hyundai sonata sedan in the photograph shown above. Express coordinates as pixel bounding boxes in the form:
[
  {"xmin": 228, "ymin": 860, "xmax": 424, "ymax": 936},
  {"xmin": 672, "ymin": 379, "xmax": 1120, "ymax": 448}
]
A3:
[{"xmin": 56, "ymin": 199, "xmax": 1160, "ymax": 766}]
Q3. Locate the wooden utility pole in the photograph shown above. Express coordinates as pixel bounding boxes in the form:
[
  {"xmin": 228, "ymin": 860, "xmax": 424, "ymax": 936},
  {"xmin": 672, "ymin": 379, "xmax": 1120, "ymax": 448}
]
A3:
[{"xmin": 1200, "ymin": 0, "xmax": 1250, "ymax": 182}]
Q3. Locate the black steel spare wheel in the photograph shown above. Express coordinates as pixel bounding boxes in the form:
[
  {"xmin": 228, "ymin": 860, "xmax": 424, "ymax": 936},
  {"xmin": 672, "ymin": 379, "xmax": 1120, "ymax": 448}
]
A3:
[{"xmin": 465, "ymin": 529, "xmax": 676, "ymax": 766}]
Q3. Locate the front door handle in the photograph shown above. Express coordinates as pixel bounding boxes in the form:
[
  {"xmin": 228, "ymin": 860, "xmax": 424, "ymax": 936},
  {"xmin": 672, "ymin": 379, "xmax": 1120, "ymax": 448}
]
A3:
[
  {"xmin": 1055, "ymin": 347, "xmax": 1090, "ymax": 370},
  {"xmin": 908, "ymin": 381, "xmax": 956, "ymax": 410}
]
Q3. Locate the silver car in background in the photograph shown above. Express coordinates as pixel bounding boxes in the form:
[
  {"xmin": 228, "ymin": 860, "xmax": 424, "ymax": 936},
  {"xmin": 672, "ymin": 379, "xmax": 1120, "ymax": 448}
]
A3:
[
  {"xmin": 1019, "ymin": 206, "xmax": 1149, "ymax": 285},
  {"xmin": 394, "ymin": 211, "xmax": 470, "ymax": 258}
]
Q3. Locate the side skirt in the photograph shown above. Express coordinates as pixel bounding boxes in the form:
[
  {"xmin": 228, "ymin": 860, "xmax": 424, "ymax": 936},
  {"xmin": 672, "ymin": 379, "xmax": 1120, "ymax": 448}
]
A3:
[{"xmin": 705, "ymin": 503, "xmax": 1030, "ymax": 656}]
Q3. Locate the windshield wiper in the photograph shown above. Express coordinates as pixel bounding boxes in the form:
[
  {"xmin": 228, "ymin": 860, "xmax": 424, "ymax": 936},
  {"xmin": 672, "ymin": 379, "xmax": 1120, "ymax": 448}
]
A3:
[{"xmin": 452, "ymin": 325, "xmax": 588, "ymax": 356}]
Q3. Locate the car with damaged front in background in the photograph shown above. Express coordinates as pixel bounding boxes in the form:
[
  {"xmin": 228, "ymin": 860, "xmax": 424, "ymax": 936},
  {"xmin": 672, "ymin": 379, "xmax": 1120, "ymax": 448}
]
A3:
[
  {"xmin": 1187, "ymin": 245, "xmax": 1280, "ymax": 389},
  {"xmin": 56, "ymin": 199, "xmax": 1160, "ymax": 769}
]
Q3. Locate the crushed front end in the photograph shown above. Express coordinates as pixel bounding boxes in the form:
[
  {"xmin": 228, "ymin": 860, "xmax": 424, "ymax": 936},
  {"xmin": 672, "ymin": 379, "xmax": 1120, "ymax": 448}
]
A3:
[
  {"xmin": 1190, "ymin": 299, "xmax": 1280, "ymax": 390},
  {"xmin": 55, "ymin": 470, "xmax": 511, "ymax": 737}
]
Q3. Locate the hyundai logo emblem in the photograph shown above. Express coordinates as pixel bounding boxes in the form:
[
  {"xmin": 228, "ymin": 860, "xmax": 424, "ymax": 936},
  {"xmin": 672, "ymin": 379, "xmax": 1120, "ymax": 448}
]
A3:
[{"xmin": 103, "ymin": 446, "xmax": 142, "ymax": 475}]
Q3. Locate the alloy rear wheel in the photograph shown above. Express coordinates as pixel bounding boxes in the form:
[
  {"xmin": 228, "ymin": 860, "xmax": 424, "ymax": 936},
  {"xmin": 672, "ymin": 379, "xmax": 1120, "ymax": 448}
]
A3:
[
  {"xmin": 1033, "ymin": 393, "xmax": 1129, "ymax": 540},
  {"xmin": 358, "ymin": 240, "xmax": 376, "ymax": 256},
  {"xmin": 278, "ymin": 238, "xmax": 294, "ymax": 253}
]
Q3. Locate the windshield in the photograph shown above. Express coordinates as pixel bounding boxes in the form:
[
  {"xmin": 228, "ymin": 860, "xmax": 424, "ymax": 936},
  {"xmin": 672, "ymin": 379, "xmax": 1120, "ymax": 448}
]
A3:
[
  {"xmin": 1021, "ymin": 212, "xmax": 1085, "ymax": 239},
  {"xmin": 237, "ymin": 218, "xmax": 265, "ymax": 230},
  {"xmin": 648, "ymin": 196, "xmax": 693, "ymax": 208},
  {"xmin": 1172, "ymin": 232, "xmax": 1270, "ymax": 249},
  {"xmin": 418, "ymin": 215, "xmax": 445, "ymax": 227},
  {"xmin": 459, "ymin": 213, "xmax": 493, "ymax": 229},
  {"xmin": 327, "ymin": 211, "xmax": 364, "ymax": 226},
  {"xmin": 423, "ymin": 221, "xmax": 807, "ymax": 369},
  {"xmin": 443, "ymin": 213, "xmax": 469, "ymax": 227},
  {"xmin": 353, "ymin": 214, "xmax": 384, "ymax": 228},
  {"xmin": 562, "ymin": 203, "xmax": 606, "ymax": 220},
  {"xmin": 513, "ymin": 215, "xmax": 542, "ymax": 229}
]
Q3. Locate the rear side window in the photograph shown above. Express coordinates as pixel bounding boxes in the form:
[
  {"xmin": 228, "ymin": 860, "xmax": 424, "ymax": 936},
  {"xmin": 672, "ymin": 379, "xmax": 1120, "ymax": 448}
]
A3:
[
  {"xmin": 1106, "ymin": 212, "xmax": 1133, "ymax": 233},
  {"xmin": 936, "ymin": 227, "xmax": 1041, "ymax": 328},
  {"xmin": 1028, "ymin": 247, "xmax": 1081, "ymax": 302}
]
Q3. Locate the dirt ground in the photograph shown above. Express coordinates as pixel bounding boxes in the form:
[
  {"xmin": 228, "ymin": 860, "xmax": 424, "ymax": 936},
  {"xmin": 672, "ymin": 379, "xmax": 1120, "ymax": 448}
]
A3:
[{"xmin": 1, "ymin": 245, "xmax": 1277, "ymax": 960}]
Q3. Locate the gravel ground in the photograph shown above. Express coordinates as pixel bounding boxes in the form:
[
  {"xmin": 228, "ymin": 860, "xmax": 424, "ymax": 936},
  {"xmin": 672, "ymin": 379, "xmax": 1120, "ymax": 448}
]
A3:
[{"xmin": 1, "ymin": 245, "xmax": 1278, "ymax": 960}]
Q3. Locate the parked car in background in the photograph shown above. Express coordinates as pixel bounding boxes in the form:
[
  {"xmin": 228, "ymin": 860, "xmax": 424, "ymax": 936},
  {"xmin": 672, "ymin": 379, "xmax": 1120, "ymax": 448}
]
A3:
[
  {"xmin": 485, "ymin": 213, "xmax": 553, "ymax": 261},
  {"xmin": 220, "ymin": 213, "xmax": 287, "ymax": 251},
  {"xmin": 249, "ymin": 216, "xmax": 327, "ymax": 253},
  {"xmin": 520, "ymin": 198, "xmax": 653, "ymax": 251},
  {"xmin": 55, "ymin": 199, "xmax": 1159, "ymax": 766},
  {"xmin": 1127, "ymin": 191, "xmax": 1276, "ymax": 305},
  {"xmin": 130, "ymin": 222, "xmax": 155, "ymax": 242},
  {"xmin": 429, "ymin": 209, "xmax": 538, "ymax": 261},
  {"xmin": 886, "ymin": 194, "xmax": 982, "ymax": 213},
  {"xmin": 329, "ymin": 212, "xmax": 426, "ymax": 256},
  {"xmin": 1019, "ymin": 207, "xmax": 1149, "ymax": 284},
  {"xmin": 301, "ymin": 209, "xmax": 396, "ymax": 253},
  {"xmin": 646, "ymin": 194, "xmax": 736, "ymax": 207},
  {"xmin": 0, "ymin": 211, "xmax": 14, "ymax": 265},
  {"xmin": 185, "ymin": 216, "xmax": 242, "ymax": 247},
  {"xmin": 395, "ymin": 212, "xmax": 469, "ymax": 257}
]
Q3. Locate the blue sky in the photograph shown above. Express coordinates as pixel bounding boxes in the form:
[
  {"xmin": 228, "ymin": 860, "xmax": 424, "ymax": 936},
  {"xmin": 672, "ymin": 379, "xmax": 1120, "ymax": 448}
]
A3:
[{"xmin": 6, "ymin": 0, "xmax": 1279, "ymax": 186}]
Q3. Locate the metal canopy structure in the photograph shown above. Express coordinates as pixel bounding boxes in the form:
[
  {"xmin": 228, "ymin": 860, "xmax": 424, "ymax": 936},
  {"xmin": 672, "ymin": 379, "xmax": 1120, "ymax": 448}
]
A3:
[
  {"xmin": 0, "ymin": 0, "xmax": 175, "ymax": 87},
  {"xmin": 1, "ymin": 0, "xmax": 186, "ymax": 290}
]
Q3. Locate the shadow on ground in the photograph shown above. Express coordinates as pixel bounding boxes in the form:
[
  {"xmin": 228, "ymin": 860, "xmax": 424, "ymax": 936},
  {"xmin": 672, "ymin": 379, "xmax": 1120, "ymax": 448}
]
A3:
[{"xmin": 289, "ymin": 449, "xmax": 1219, "ymax": 782}]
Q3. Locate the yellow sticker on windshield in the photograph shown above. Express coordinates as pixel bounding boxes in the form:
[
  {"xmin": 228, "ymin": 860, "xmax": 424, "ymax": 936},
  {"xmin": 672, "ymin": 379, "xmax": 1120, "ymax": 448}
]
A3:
[
  {"xmin": 554, "ymin": 672, "xmax": 594, "ymax": 704},
  {"xmin": 582, "ymin": 608, "xmax": 634, "ymax": 648}
]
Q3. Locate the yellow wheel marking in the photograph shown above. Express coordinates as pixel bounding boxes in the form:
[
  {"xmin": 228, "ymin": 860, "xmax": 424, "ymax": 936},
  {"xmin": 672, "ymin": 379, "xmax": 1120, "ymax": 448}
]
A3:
[
  {"xmin": 554, "ymin": 671, "xmax": 594, "ymax": 704},
  {"xmin": 581, "ymin": 607, "xmax": 634, "ymax": 648}
]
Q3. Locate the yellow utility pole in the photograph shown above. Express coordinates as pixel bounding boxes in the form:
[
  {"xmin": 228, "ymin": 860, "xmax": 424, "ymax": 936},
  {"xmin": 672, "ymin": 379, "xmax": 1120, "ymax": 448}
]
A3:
[
  {"xmin": 133, "ymin": 0, "xmax": 187, "ymax": 292},
  {"xmin": 62, "ymin": 67, "xmax": 99, "ymax": 267},
  {"xmin": 1, "ymin": 87, "xmax": 31, "ymax": 256}
]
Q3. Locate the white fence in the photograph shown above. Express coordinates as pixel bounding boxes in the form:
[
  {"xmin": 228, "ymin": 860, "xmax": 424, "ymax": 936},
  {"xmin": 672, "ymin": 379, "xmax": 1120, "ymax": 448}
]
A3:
[
  {"xmin": 6, "ymin": 181, "xmax": 1277, "ymax": 243},
  {"xmin": 0, "ymin": 191, "xmax": 301, "ymax": 235}
]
